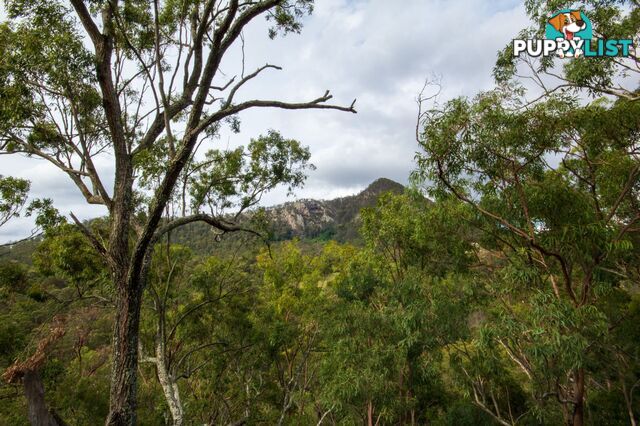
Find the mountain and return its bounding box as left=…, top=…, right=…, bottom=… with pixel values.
left=1, top=178, right=405, bottom=260
left=265, top=177, right=405, bottom=242
left=171, top=178, right=405, bottom=253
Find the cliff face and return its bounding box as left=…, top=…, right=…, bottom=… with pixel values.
left=265, top=178, right=405, bottom=241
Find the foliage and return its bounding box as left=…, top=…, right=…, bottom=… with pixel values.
left=0, top=0, right=638, bottom=424
left=494, top=0, right=639, bottom=100
left=0, top=175, right=29, bottom=228
left=414, top=60, right=640, bottom=424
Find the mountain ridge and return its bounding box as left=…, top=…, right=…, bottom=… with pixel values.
left=1, top=178, right=405, bottom=261
left=264, top=177, right=405, bottom=241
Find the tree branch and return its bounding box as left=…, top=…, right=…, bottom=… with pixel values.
left=69, top=0, right=103, bottom=46
left=196, top=90, right=357, bottom=135
left=152, top=213, right=265, bottom=244
left=70, top=212, right=110, bottom=262
left=223, top=64, right=283, bottom=108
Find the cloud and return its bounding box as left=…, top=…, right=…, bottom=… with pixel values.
left=215, top=0, right=528, bottom=198
left=0, top=0, right=528, bottom=242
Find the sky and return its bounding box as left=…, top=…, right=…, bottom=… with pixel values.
left=0, top=0, right=529, bottom=242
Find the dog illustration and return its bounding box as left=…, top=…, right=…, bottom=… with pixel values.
left=548, top=10, right=587, bottom=57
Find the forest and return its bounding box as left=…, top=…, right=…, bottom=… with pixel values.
left=0, top=0, right=639, bottom=425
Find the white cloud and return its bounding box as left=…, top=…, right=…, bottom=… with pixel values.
left=0, top=0, right=529, bottom=242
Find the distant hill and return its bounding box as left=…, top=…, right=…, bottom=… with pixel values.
left=171, top=178, right=405, bottom=253
left=0, top=237, right=42, bottom=264
left=1, top=178, right=405, bottom=260
left=265, top=177, right=405, bottom=242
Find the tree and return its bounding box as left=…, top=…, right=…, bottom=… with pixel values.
left=1, top=225, right=113, bottom=425
left=0, top=176, right=62, bottom=248
left=0, top=1, right=356, bottom=423
left=0, top=176, right=29, bottom=229
left=138, top=244, right=257, bottom=426
left=253, top=241, right=345, bottom=425
left=315, top=193, right=477, bottom=425
left=494, top=0, right=639, bottom=102
left=360, top=191, right=474, bottom=280
left=414, top=87, right=640, bottom=425
left=479, top=3, right=640, bottom=421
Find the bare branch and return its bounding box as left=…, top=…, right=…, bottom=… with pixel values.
left=223, top=64, right=283, bottom=108
left=196, top=90, right=357, bottom=135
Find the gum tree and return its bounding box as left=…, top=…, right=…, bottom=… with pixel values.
left=0, top=176, right=29, bottom=229
left=415, top=88, right=640, bottom=425
left=415, top=4, right=639, bottom=422
left=495, top=0, right=639, bottom=102
left=0, top=1, right=356, bottom=423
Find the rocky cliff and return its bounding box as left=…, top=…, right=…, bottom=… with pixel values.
left=265, top=177, right=405, bottom=241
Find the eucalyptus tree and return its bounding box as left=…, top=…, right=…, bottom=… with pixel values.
left=138, top=243, right=261, bottom=426
left=415, top=88, right=640, bottom=425
left=495, top=0, right=639, bottom=102
left=414, top=4, right=639, bottom=423
left=0, top=176, right=29, bottom=229
left=354, top=192, right=475, bottom=424
left=0, top=176, right=62, bottom=248
left=0, top=0, right=356, bottom=423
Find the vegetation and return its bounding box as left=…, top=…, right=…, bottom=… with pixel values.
left=0, top=0, right=639, bottom=425
left=0, top=0, right=355, bottom=423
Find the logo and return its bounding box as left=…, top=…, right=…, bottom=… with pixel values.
left=513, top=9, right=635, bottom=58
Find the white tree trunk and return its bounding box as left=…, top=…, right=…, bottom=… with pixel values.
left=155, top=337, right=183, bottom=426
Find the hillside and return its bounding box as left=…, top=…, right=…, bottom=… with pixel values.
left=1, top=178, right=405, bottom=260
left=265, top=177, right=405, bottom=241
left=170, top=177, right=405, bottom=254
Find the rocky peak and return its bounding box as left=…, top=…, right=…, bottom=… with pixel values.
left=267, top=178, right=405, bottom=241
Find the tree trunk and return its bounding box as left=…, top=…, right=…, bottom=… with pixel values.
left=621, top=374, right=638, bottom=426
left=571, top=368, right=585, bottom=426
left=23, top=370, right=65, bottom=426
left=156, top=365, right=183, bottom=426
left=105, top=277, right=144, bottom=426
left=155, top=328, right=184, bottom=426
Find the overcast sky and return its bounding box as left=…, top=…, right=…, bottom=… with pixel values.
left=0, top=0, right=529, bottom=242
